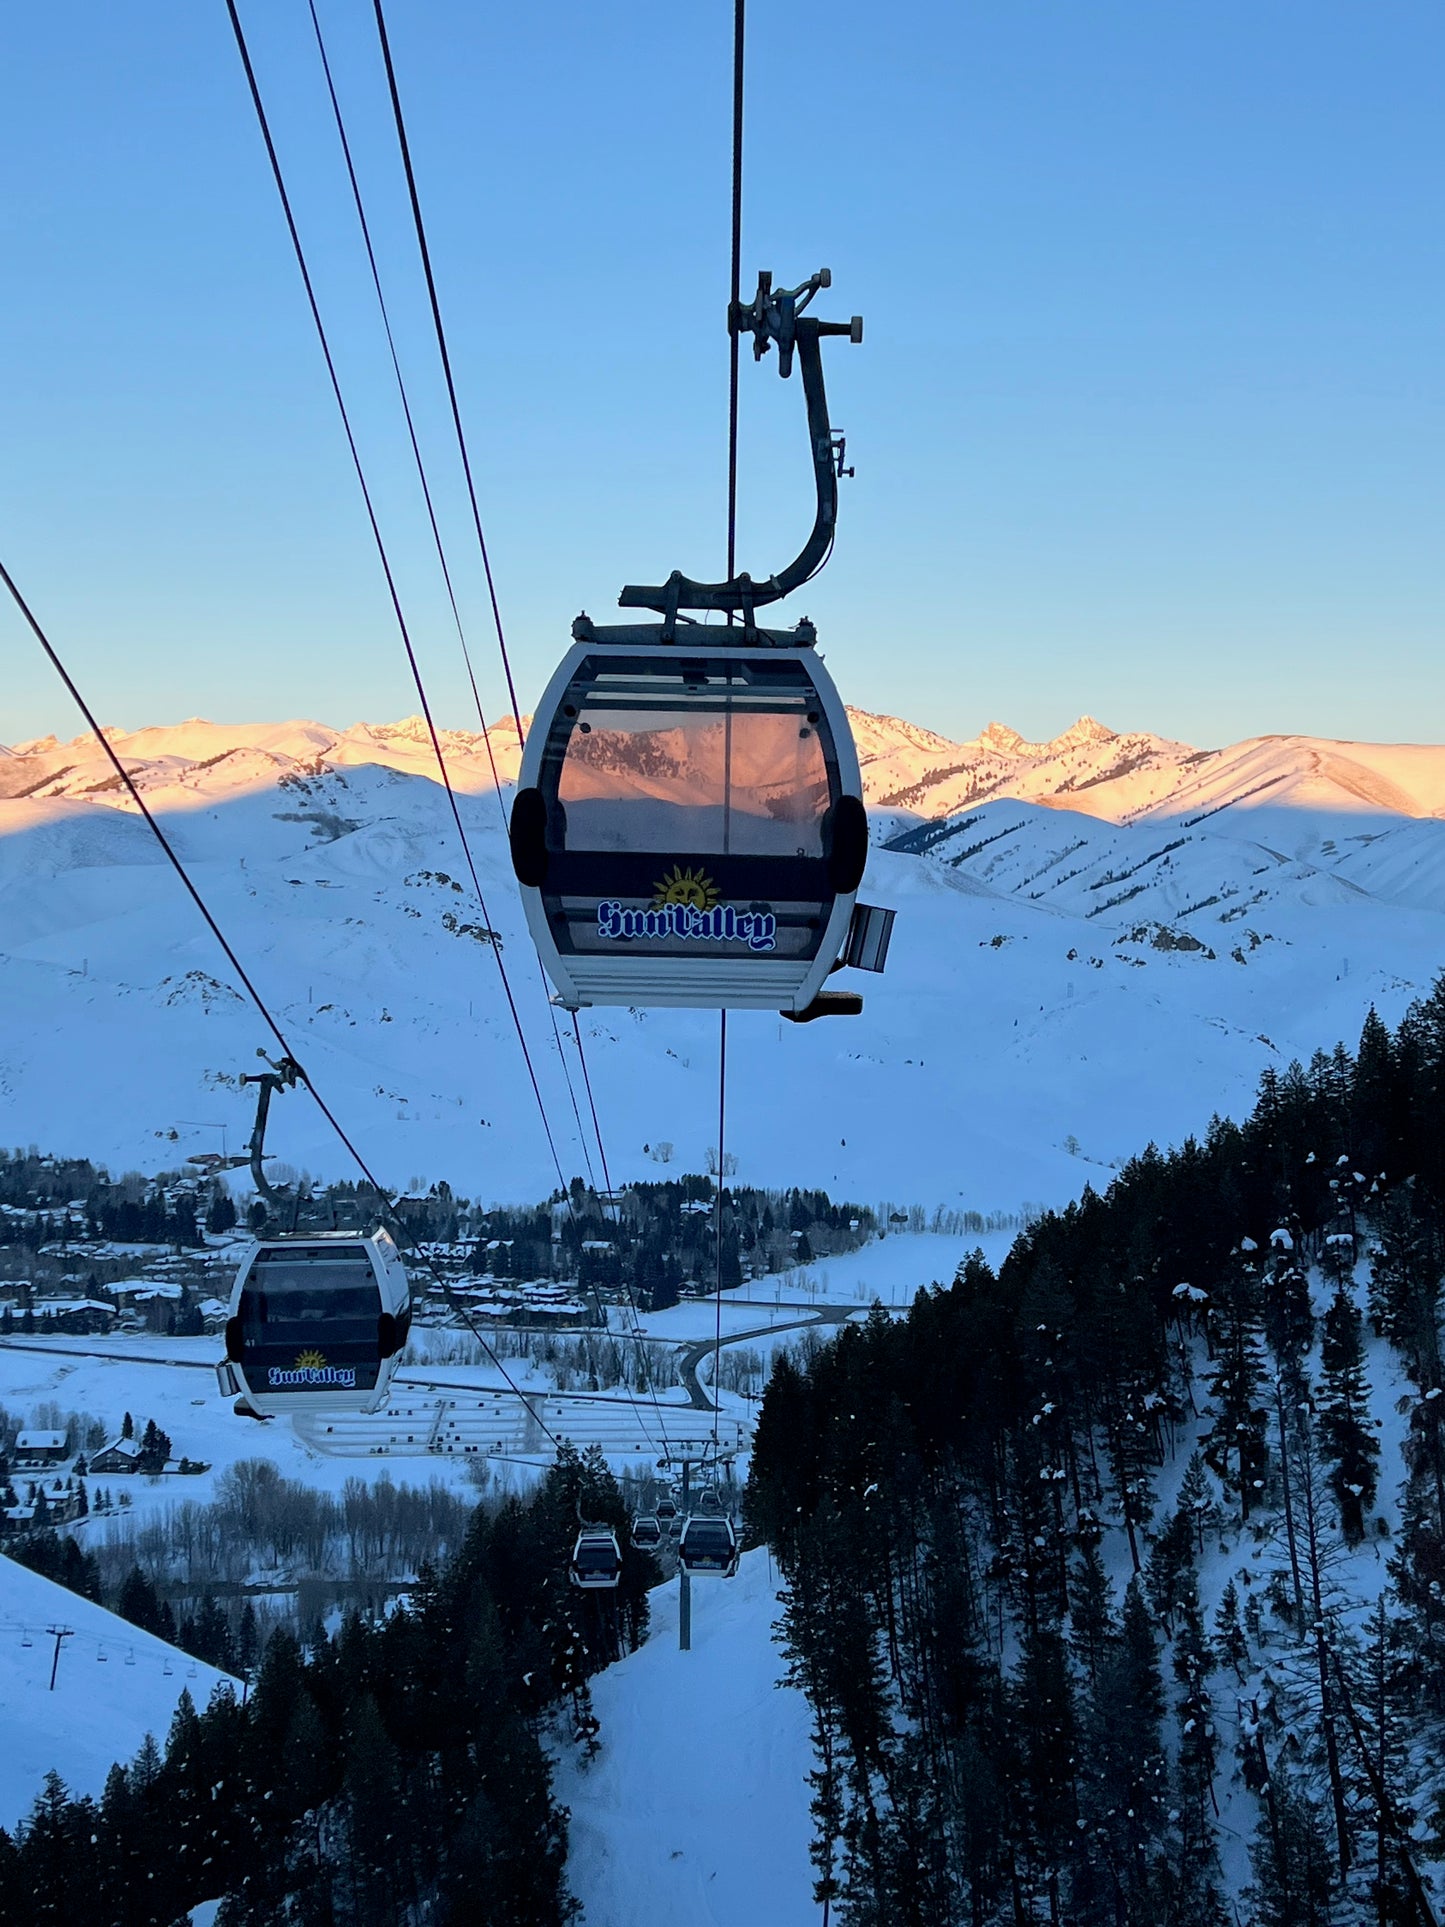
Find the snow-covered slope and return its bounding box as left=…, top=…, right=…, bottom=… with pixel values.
left=553, top=1547, right=816, bottom=1926
left=1, top=714, right=1443, bottom=1211
left=0, top=1554, right=237, bottom=1828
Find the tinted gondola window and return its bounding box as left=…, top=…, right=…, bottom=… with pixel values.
left=683, top=1522, right=734, bottom=1554
left=550, top=661, right=834, bottom=859
left=238, top=1247, right=382, bottom=1394
left=537, top=656, right=845, bottom=968
left=575, top=1544, right=619, bottom=1575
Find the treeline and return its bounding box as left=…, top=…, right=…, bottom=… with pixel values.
left=11, top=1459, right=482, bottom=1652
left=472, top=1176, right=873, bottom=1311
left=407, top=1324, right=685, bottom=1395
left=0, top=1148, right=219, bottom=1249
left=1, top=1444, right=653, bottom=1926
left=1, top=1142, right=874, bottom=1315
left=746, top=986, right=1445, bottom=1925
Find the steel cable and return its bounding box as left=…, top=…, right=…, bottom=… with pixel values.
left=370, top=0, right=523, bottom=739
left=0, top=555, right=565, bottom=1451
left=304, top=0, right=602, bottom=1195
left=223, top=0, right=576, bottom=1208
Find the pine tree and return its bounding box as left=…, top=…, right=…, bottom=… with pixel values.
left=1172, top=1583, right=1220, bottom=1880
left=1246, top=1777, right=1338, bottom=1927
left=1145, top=1502, right=1196, bottom=1638
left=1204, top=1255, right=1269, bottom=1521
left=1318, top=1282, right=1380, bottom=1543
left=116, top=1565, right=168, bottom=1638
left=1261, top=1240, right=1315, bottom=1380
left=1067, top=1544, right=1113, bottom=1688
left=1085, top=1577, right=1168, bottom=1903
left=1367, top=1183, right=1440, bottom=1364
left=1011, top=1623, right=1078, bottom=1915
left=1175, top=1449, right=1214, bottom=1555
left=1212, top=1579, right=1250, bottom=1682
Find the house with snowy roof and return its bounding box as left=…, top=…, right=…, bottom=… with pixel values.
left=89, top=1436, right=143, bottom=1476
left=14, top=1431, right=67, bottom=1468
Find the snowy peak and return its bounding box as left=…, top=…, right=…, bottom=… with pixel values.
left=978, top=721, right=1027, bottom=754
left=1050, top=714, right=1116, bottom=751
left=2, top=711, right=1443, bottom=850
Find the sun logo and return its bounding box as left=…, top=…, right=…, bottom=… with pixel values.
left=653, top=865, right=719, bottom=911
left=295, top=1349, right=329, bottom=1370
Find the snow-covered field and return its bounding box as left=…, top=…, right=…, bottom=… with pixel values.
left=0, top=1554, right=237, bottom=1830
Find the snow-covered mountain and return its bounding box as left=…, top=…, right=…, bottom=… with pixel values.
left=12, top=709, right=1445, bottom=834
left=2, top=711, right=1444, bottom=1211
left=0, top=1555, right=237, bottom=1829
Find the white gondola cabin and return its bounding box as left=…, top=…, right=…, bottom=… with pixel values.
left=216, top=1230, right=410, bottom=1417
left=510, top=629, right=878, bottom=1015
left=570, top=1526, right=623, bottom=1590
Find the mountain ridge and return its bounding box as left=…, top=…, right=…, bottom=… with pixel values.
left=5, top=710, right=1445, bottom=837
left=3, top=701, right=1445, bottom=1206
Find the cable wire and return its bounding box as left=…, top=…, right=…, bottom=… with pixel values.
left=0, top=554, right=565, bottom=1452
left=335, top=0, right=671, bottom=1444
left=231, top=0, right=673, bottom=1461
left=223, top=0, right=574, bottom=1205
left=370, top=0, right=523, bottom=739
left=572, top=1014, right=680, bottom=1464
left=304, top=0, right=600, bottom=1196
left=727, top=0, right=746, bottom=594
left=304, top=0, right=498, bottom=803
left=709, top=0, right=746, bottom=1468
left=711, top=1011, right=728, bottom=1461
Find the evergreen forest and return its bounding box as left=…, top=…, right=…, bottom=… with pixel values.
left=747, top=986, right=1445, bottom=1925
left=0, top=1444, right=650, bottom=1926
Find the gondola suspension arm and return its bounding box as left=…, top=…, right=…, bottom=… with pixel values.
left=618, top=269, right=861, bottom=628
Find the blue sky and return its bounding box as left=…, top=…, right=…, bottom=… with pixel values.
left=2, top=1, right=1441, bottom=750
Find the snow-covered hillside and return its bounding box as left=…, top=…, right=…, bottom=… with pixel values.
left=0, top=1554, right=237, bottom=1828
left=2, top=712, right=1443, bottom=1211
left=554, top=1548, right=816, bottom=1927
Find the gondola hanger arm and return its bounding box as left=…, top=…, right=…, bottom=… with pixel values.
left=618, top=268, right=861, bottom=628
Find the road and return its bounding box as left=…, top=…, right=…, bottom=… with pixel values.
left=675, top=1305, right=861, bottom=1411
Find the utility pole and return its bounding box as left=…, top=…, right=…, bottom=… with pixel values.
left=46, top=1624, right=72, bottom=1690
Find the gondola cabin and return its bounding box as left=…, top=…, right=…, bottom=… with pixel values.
left=216, top=1230, right=410, bottom=1417
left=570, top=1526, right=623, bottom=1590
left=654, top=1492, right=679, bottom=1528
left=510, top=631, right=873, bottom=1014
left=631, top=1513, right=663, bottom=1550
left=677, top=1513, right=740, bottom=1578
